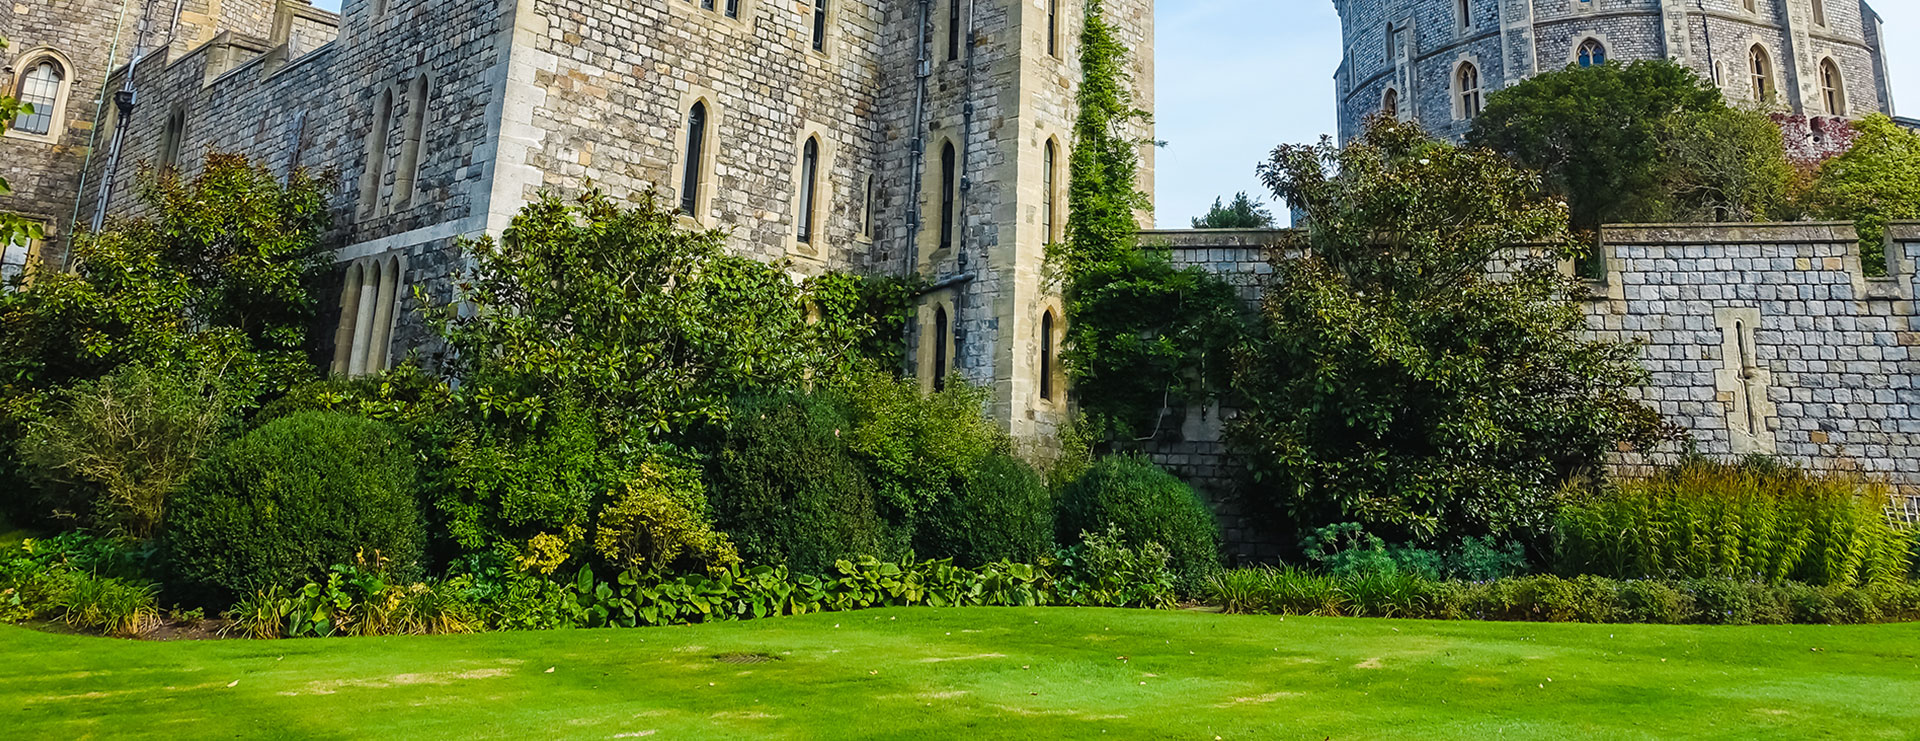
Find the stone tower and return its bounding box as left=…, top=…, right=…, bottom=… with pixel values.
left=9, top=0, right=1155, bottom=448
left=1331, top=0, right=1894, bottom=142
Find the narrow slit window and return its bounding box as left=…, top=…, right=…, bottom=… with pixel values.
left=812, top=0, right=827, bottom=51
left=1047, top=0, right=1058, bottom=58
left=798, top=137, right=820, bottom=244
left=1457, top=0, right=1471, bottom=30
left=358, top=90, right=393, bottom=216
left=933, top=306, right=950, bottom=391
left=939, top=142, right=957, bottom=252
left=681, top=102, right=707, bottom=215
left=1042, top=140, right=1057, bottom=243
left=947, top=0, right=961, bottom=61
left=392, top=75, right=430, bottom=212
left=1039, top=310, right=1055, bottom=401
left=862, top=174, right=875, bottom=237
left=158, top=105, right=188, bottom=171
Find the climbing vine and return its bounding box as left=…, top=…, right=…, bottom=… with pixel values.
left=1051, top=1, right=1247, bottom=444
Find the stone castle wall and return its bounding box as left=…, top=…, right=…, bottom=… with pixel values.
left=1332, top=0, right=1894, bottom=143
left=1134, top=223, right=1920, bottom=563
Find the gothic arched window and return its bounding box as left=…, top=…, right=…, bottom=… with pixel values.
left=1577, top=39, right=1606, bottom=68
left=13, top=59, right=64, bottom=136
left=932, top=305, right=950, bottom=391
left=1820, top=59, right=1846, bottom=115
left=939, top=141, right=957, bottom=251
left=680, top=102, right=708, bottom=215
left=1382, top=88, right=1399, bottom=117
left=1043, top=139, right=1058, bottom=242
left=1457, top=63, right=1482, bottom=119
left=1750, top=45, right=1775, bottom=103
left=798, top=136, right=820, bottom=243
left=1039, top=309, right=1056, bottom=401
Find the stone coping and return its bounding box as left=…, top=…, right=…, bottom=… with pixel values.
left=1143, top=221, right=1920, bottom=249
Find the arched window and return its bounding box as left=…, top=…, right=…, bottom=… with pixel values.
left=1382, top=88, right=1399, bottom=116
left=1043, top=139, right=1058, bottom=242
left=1039, top=310, right=1056, bottom=401
left=680, top=102, right=708, bottom=215
left=1456, top=0, right=1471, bottom=30
left=947, top=0, right=962, bottom=61
left=939, top=141, right=957, bottom=251
left=392, top=74, right=430, bottom=212
left=797, top=137, right=820, bottom=243
left=1749, top=46, right=1774, bottom=103
left=330, top=256, right=405, bottom=377
left=13, top=59, right=63, bottom=136
left=358, top=89, right=393, bottom=216
left=932, top=305, right=950, bottom=391
left=1820, top=59, right=1846, bottom=115
left=1577, top=39, right=1606, bottom=68
left=1457, top=63, right=1482, bottom=119
left=1811, top=0, right=1825, bottom=26
left=157, top=105, right=188, bottom=170
left=862, top=174, right=875, bottom=238
left=1047, top=0, right=1059, bottom=58
left=811, top=0, right=827, bottom=51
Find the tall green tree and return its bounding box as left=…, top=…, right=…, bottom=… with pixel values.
left=1240, top=117, right=1673, bottom=545
left=1656, top=106, right=1795, bottom=223
left=1467, top=60, right=1728, bottom=232
left=1803, top=114, right=1920, bottom=274
left=1190, top=192, right=1275, bottom=229
left=1052, top=1, right=1246, bottom=442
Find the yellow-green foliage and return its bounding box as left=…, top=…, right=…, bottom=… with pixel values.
left=1556, top=461, right=1915, bottom=586
left=594, top=463, right=740, bottom=576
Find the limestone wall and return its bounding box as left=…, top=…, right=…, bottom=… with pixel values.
left=1135, top=222, right=1920, bottom=560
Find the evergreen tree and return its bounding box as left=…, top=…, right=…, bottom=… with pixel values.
left=1191, top=192, right=1275, bottom=229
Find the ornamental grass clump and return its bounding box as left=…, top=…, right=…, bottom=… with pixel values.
left=1555, top=460, right=1915, bottom=587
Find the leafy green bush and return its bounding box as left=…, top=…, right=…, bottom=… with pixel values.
left=593, top=462, right=740, bottom=576
left=919, top=453, right=1054, bottom=566
left=18, top=364, right=235, bottom=537
left=840, top=373, right=1002, bottom=526
left=1056, top=455, right=1218, bottom=580
left=1054, top=525, right=1178, bottom=609
left=0, top=537, right=160, bottom=636
left=167, top=411, right=424, bottom=605
left=222, top=564, right=479, bottom=639
left=1556, top=460, right=1916, bottom=586
left=706, top=392, right=898, bottom=575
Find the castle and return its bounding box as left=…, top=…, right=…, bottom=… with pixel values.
left=1, top=0, right=1154, bottom=449
left=1333, top=0, right=1896, bottom=142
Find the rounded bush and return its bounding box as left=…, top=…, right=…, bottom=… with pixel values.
left=167, top=411, right=424, bottom=605
left=1056, top=454, right=1220, bottom=578
left=919, top=453, right=1054, bottom=566
left=706, top=392, right=899, bottom=575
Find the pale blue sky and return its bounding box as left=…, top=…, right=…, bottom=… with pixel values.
left=307, top=0, right=1916, bottom=226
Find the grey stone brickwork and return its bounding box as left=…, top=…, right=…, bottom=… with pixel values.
left=1333, top=0, right=1895, bottom=143
left=13, top=0, right=1152, bottom=450
left=1139, top=222, right=1920, bottom=561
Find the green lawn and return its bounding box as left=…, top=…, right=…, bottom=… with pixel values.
left=4, top=608, right=1917, bottom=739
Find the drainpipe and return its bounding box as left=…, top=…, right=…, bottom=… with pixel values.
left=65, top=0, right=137, bottom=255
left=902, top=0, right=933, bottom=376
left=86, top=0, right=178, bottom=241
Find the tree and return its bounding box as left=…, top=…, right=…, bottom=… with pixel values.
left=1802, top=114, right=1920, bottom=274
left=1190, top=192, right=1275, bottom=229
left=0, top=37, right=43, bottom=259
left=1656, top=106, right=1795, bottom=223
left=1240, top=117, right=1674, bottom=546
left=1467, top=61, right=1728, bottom=233
left=1052, top=0, right=1247, bottom=442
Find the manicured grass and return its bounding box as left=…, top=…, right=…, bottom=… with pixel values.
left=3, top=609, right=1917, bottom=739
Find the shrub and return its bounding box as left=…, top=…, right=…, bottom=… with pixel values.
left=18, top=364, right=234, bottom=537
left=167, top=411, right=424, bottom=605
left=48, top=571, right=160, bottom=637
left=1056, top=455, right=1219, bottom=580
left=840, top=373, right=1002, bottom=525
left=706, top=392, right=898, bottom=575
left=593, top=461, right=740, bottom=576
left=919, top=453, right=1054, bottom=566
left=1054, top=525, right=1178, bottom=609
left=1556, top=460, right=1915, bottom=586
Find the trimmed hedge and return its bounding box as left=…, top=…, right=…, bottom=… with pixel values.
left=1056, top=454, right=1220, bottom=579
left=166, top=411, right=424, bottom=605
left=919, top=453, right=1054, bottom=566
left=706, top=393, right=900, bottom=575
left=1205, top=567, right=1920, bottom=625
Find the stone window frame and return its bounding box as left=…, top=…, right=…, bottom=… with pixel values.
left=157, top=103, right=190, bottom=172
left=1818, top=56, right=1847, bottom=116
left=1450, top=57, right=1484, bottom=121
left=1046, top=0, right=1061, bottom=59
left=790, top=121, right=835, bottom=258
left=1041, top=135, right=1062, bottom=244
left=673, top=86, right=724, bottom=229
left=391, top=73, right=432, bottom=213
left=1569, top=35, right=1610, bottom=68
left=330, top=251, right=409, bottom=378
left=1747, top=41, right=1778, bottom=106
left=1742, top=0, right=1757, bottom=13
left=1454, top=0, right=1473, bottom=35
left=858, top=173, right=876, bottom=243
left=1811, top=0, right=1826, bottom=27
left=1382, top=87, right=1400, bottom=118
left=942, top=0, right=966, bottom=64
left=1, top=218, right=47, bottom=286
left=918, top=131, right=962, bottom=271
left=919, top=290, right=958, bottom=394
left=1036, top=300, right=1065, bottom=405
left=357, top=85, right=396, bottom=218
left=666, top=0, right=758, bottom=29
left=5, top=48, right=75, bottom=143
